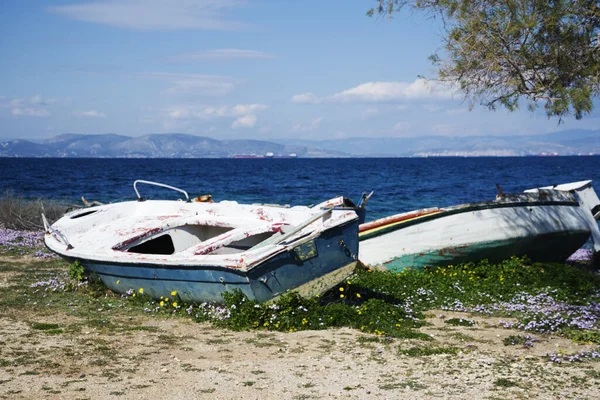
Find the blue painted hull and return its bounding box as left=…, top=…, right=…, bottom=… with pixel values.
left=379, top=230, right=590, bottom=272
left=73, top=220, right=359, bottom=303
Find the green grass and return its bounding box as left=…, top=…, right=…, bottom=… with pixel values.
left=445, top=318, right=475, bottom=327
left=2, top=252, right=600, bottom=352
left=398, top=346, right=459, bottom=357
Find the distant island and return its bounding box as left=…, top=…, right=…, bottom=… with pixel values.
left=1, top=129, right=599, bottom=158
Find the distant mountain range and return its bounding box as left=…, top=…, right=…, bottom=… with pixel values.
left=1, top=129, right=600, bottom=158
left=275, top=129, right=600, bottom=157
left=0, top=133, right=342, bottom=158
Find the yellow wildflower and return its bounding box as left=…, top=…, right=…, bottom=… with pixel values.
left=160, top=301, right=164, bottom=306
left=171, top=291, right=177, bottom=296
left=339, top=287, right=344, bottom=292
left=165, top=297, right=169, bottom=302
left=116, top=280, right=120, bottom=285
left=356, top=293, right=361, bottom=298
left=340, top=294, right=345, bottom=299
left=138, top=288, right=144, bottom=294
left=172, top=302, right=178, bottom=308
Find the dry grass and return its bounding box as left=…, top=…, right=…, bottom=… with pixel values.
left=0, top=191, right=71, bottom=231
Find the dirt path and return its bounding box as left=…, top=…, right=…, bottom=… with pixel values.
left=1, top=309, right=599, bottom=400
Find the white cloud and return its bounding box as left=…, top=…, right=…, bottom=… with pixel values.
left=393, top=121, right=412, bottom=132
left=290, top=92, right=322, bottom=104
left=49, top=0, right=247, bottom=31
left=332, top=79, right=456, bottom=102
left=231, top=104, right=267, bottom=115
left=292, top=117, right=323, bottom=132
left=232, top=114, right=257, bottom=129
left=167, top=103, right=267, bottom=120
left=1, top=95, right=55, bottom=117
left=167, top=49, right=274, bottom=62
left=291, top=79, right=456, bottom=106
left=361, top=107, right=381, bottom=119
left=12, top=108, right=50, bottom=117
left=165, top=103, right=267, bottom=130
left=75, top=110, right=106, bottom=118
left=141, top=72, right=241, bottom=96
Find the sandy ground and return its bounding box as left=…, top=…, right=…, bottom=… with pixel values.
left=1, top=307, right=599, bottom=400
left=0, top=253, right=599, bottom=399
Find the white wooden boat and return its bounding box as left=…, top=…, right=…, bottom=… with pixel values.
left=43, top=180, right=360, bottom=303
left=359, top=181, right=600, bottom=271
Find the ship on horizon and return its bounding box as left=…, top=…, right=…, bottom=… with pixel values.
left=233, top=152, right=297, bottom=159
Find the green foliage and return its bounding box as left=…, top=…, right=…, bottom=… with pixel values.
left=564, top=329, right=600, bottom=344
left=445, top=318, right=475, bottom=327
left=68, top=261, right=85, bottom=281
left=369, top=0, right=600, bottom=120
left=494, top=378, right=519, bottom=388
left=503, top=334, right=532, bottom=346
left=31, top=323, right=60, bottom=331
left=398, top=345, right=459, bottom=356
left=183, top=256, right=600, bottom=341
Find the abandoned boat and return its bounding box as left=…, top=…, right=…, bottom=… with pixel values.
left=43, top=180, right=360, bottom=303
left=359, top=181, right=600, bottom=271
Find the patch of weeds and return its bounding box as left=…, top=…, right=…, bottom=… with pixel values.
left=445, top=318, right=475, bottom=327
left=121, top=325, right=159, bottom=333
left=130, top=384, right=151, bottom=389
left=564, top=329, right=600, bottom=344
left=503, top=335, right=535, bottom=347
left=31, top=322, right=60, bottom=331
left=206, top=338, right=231, bottom=345
left=300, top=382, right=315, bottom=388
left=357, top=336, right=382, bottom=344
left=0, top=359, right=11, bottom=367
left=199, top=388, right=216, bottom=393
left=494, top=378, right=518, bottom=387
left=89, top=358, right=109, bottom=366
left=109, top=391, right=126, bottom=396
left=244, top=338, right=280, bottom=348
left=101, top=370, right=118, bottom=379
left=156, top=334, right=180, bottom=346
left=398, top=345, right=459, bottom=357
left=242, top=381, right=255, bottom=386
left=68, top=261, right=85, bottom=281
left=584, top=370, right=600, bottom=379
left=19, top=370, right=39, bottom=376
left=450, top=332, right=476, bottom=342
left=250, top=370, right=266, bottom=375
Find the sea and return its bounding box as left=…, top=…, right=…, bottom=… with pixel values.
left=2, top=156, right=600, bottom=221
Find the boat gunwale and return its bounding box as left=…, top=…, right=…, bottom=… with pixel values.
left=359, top=199, right=582, bottom=241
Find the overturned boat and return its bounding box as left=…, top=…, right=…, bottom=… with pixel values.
left=43, top=180, right=360, bottom=303
left=359, top=181, right=600, bottom=271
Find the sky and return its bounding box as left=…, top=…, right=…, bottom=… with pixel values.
left=1, top=0, right=599, bottom=142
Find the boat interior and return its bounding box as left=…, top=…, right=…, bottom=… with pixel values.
left=119, top=224, right=279, bottom=256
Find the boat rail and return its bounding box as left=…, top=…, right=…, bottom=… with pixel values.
left=41, top=213, right=73, bottom=250
left=253, top=208, right=333, bottom=249
left=133, top=180, right=190, bottom=202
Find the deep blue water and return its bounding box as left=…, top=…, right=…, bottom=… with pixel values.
left=2, top=157, right=600, bottom=221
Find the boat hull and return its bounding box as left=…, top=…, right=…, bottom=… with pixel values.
left=68, top=219, right=359, bottom=303
left=359, top=199, right=591, bottom=271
